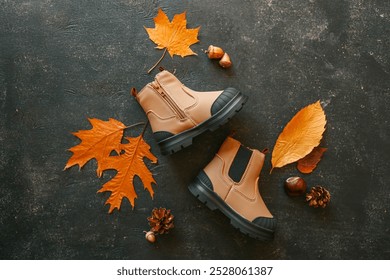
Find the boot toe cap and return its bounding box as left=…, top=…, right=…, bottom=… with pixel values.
left=211, top=87, right=240, bottom=115
left=252, top=216, right=277, bottom=232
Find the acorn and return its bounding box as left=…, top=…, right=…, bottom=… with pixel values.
left=206, top=45, right=225, bottom=59
left=219, top=52, right=232, bottom=68
left=144, top=231, right=156, bottom=243
left=284, top=177, right=307, bottom=196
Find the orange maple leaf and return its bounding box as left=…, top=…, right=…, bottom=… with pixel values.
left=64, top=118, right=126, bottom=177
left=145, top=8, right=200, bottom=73
left=271, top=101, right=327, bottom=172
left=98, top=135, right=157, bottom=213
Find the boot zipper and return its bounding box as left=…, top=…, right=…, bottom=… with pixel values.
left=151, top=81, right=187, bottom=120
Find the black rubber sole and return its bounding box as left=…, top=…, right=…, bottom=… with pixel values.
left=157, top=91, right=248, bottom=155
left=188, top=176, right=275, bottom=241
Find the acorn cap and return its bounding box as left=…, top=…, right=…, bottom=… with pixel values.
left=207, top=45, right=225, bottom=59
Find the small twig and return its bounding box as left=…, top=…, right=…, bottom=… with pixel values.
left=147, top=48, right=167, bottom=74
left=140, top=120, right=150, bottom=137
left=124, top=122, right=146, bottom=130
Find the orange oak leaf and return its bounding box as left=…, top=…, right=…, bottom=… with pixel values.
left=64, top=118, right=126, bottom=177
left=144, top=8, right=200, bottom=73
left=271, top=101, right=327, bottom=172
left=297, top=147, right=327, bottom=174
left=98, top=135, right=157, bottom=213
left=65, top=118, right=157, bottom=212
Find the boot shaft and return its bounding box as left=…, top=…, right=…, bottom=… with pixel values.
left=135, top=70, right=222, bottom=134
left=188, top=136, right=275, bottom=240
left=203, top=137, right=273, bottom=220
left=134, top=70, right=247, bottom=155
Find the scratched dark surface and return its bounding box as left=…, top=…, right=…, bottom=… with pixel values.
left=1, top=0, right=389, bottom=259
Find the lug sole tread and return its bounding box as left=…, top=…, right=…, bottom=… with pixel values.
left=188, top=177, right=274, bottom=241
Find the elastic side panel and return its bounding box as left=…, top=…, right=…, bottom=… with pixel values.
left=228, top=145, right=253, bottom=183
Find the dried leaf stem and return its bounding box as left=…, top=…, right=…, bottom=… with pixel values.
left=147, top=48, right=167, bottom=74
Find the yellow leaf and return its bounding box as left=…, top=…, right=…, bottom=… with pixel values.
left=271, top=101, right=327, bottom=171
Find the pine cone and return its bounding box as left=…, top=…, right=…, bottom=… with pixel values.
left=306, top=186, right=331, bottom=208
left=148, top=207, right=174, bottom=234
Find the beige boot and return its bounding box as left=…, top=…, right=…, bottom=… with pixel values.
left=134, top=70, right=247, bottom=155
left=188, top=137, right=276, bottom=240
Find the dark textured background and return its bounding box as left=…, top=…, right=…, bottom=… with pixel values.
left=1, top=0, right=389, bottom=259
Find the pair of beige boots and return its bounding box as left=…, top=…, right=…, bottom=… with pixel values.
left=134, top=70, right=275, bottom=240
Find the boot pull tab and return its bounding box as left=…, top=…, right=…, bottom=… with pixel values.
left=261, top=148, right=269, bottom=154
left=158, top=66, right=176, bottom=75
left=131, top=87, right=138, bottom=97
